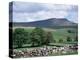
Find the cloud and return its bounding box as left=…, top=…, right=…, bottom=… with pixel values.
left=66, top=11, right=78, bottom=23
left=13, top=2, right=46, bottom=13
left=13, top=10, right=68, bottom=22
left=12, top=2, right=78, bottom=23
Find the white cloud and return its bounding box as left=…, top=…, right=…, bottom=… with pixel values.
left=12, top=2, right=78, bottom=23
left=13, top=10, right=69, bottom=22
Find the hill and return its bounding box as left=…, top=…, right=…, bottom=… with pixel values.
left=10, top=18, right=78, bottom=28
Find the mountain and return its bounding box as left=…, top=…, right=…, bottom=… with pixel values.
left=11, top=18, right=77, bottom=28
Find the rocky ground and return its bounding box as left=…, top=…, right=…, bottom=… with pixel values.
left=10, top=45, right=78, bottom=58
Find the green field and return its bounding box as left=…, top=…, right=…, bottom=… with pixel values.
left=14, top=27, right=77, bottom=43
left=11, top=27, right=78, bottom=58
left=13, top=27, right=77, bottom=48
left=51, top=28, right=77, bottom=43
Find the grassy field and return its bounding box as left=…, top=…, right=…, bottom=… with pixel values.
left=13, top=27, right=78, bottom=56
left=13, top=27, right=77, bottom=43
left=13, top=27, right=78, bottom=48
left=51, top=28, right=77, bottom=43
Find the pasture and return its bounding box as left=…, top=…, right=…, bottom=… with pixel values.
left=11, top=27, right=78, bottom=58
left=13, top=27, right=77, bottom=43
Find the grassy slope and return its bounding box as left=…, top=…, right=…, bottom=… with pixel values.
left=13, top=27, right=78, bottom=47
left=51, top=28, right=77, bottom=42
left=22, top=27, right=77, bottom=43
left=13, top=27, right=78, bottom=55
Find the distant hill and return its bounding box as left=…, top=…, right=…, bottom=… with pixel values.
left=10, top=18, right=78, bottom=28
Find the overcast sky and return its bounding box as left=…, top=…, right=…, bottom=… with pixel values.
left=11, top=1, right=78, bottom=23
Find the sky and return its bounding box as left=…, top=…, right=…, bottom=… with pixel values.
left=10, top=1, right=78, bottom=23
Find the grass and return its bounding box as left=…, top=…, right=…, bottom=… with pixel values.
left=51, top=28, right=77, bottom=42
left=12, top=27, right=78, bottom=56
left=13, top=27, right=78, bottom=47
left=22, top=27, right=77, bottom=43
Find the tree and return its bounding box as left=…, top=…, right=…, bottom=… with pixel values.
left=22, top=30, right=28, bottom=44
left=30, top=32, right=41, bottom=46
left=30, top=27, right=45, bottom=46
left=59, top=39, right=63, bottom=43
left=30, top=28, right=54, bottom=46
left=45, top=32, right=53, bottom=45
left=67, top=30, right=72, bottom=33
left=66, top=36, right=72, bottom=42
left=13, top=28, right=28, bottom=48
